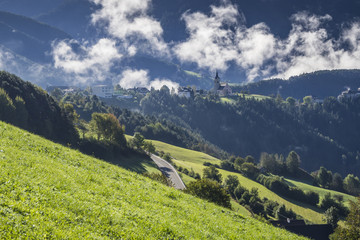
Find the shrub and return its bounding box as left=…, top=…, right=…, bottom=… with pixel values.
left=185, top=179, right=231, bottom=208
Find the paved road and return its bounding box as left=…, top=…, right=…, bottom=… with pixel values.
left=150, top=154, right=186, bottom=190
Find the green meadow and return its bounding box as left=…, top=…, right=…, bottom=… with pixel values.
left=285, top=178, right=356, bottom=208
left=0, top=122, right=306, bottom=239
left=220, top=94, right=270, bottom=104
left=151, top=139, right=355, bottom=224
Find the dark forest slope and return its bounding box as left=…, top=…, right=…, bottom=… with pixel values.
left=0, top=71, right=78, bottom=144
left=235, top=70, right=360, bottom=99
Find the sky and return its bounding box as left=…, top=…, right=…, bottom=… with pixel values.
left=1, top=0, right=360, bottom=88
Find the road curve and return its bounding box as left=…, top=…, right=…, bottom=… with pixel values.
left=150, top=154, right=186, bottom=190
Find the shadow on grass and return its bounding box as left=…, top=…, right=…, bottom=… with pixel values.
left=78, top=138, right=158, bottom=174
left=108, top=151, right=159, bottom=174
left=280, top=194, right=325, bottom=217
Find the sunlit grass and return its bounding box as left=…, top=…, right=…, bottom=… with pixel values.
left=0, top=122, right=306, bottom=239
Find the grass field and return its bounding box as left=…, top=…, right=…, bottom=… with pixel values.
left=0, top=122, right=306, bottom=239
left=220, top=94, right=270, bottom=104
left=150, top=139, right=355, bottom=224
left=285, top=178, right=356, bottom=207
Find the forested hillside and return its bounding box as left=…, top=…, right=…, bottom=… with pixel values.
left=138, top=87, right=360, bottom=176
left=234, top=70, right=360, bottom=99
left=0, top=71, right=78, bottom=144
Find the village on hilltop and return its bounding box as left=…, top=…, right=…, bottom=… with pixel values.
left=46, top=72, right=234, bottom=99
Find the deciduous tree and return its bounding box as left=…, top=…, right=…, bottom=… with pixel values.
left=286, top=151, right=300, bottom=174
left=331, top=197, right=360, bottom=240
left=185, top=179, right=231, bottom=208
left=203, top=165, right=222, bottom=183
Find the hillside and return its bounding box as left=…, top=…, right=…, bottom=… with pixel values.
left=0, top=71, right=78, bottom=144
left=0, top=121, right=306, bottom=239
left=235, top=70, right=360, bottom=99
left=150, top=139, right=356, bottom=224
left=0, top=11, right=71, bottom=62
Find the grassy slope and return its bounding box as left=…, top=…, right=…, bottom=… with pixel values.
left=285, top=179, right=356, bottom=208
left=220, top=94, right=270, bottom=104
left=151, top=140, right=355, bottom=224
left=0, top=122, right=306, bottom=239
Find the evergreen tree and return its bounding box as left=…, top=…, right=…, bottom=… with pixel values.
left=0, top=88, right=15, bottom=122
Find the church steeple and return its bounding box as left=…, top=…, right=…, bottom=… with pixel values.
left=213, top=71, right=220, bottom=92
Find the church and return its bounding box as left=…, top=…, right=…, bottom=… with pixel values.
left=212, top=72, right=232, bottom=96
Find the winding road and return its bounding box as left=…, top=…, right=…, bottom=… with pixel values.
left=150, top=154, right=186, bottom=190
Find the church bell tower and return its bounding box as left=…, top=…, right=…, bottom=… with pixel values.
left=213, top=71, right=220, bottom=92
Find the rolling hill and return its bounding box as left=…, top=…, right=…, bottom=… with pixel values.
left=150, top=139, right=356, bottom=224
left=0, top=11, right=71, bottom=62
left=0, top=121, right=306, bottom=239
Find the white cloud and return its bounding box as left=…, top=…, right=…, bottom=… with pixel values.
left=119, top=68, right=179, bottom=90
left=173, top=2, right=278, bottom=80
left=52, top=38, right=122, bottom=84
left=149, top=78, right=179, bottom=91
left=273, top=12, right=360, bottom=79
left=235, top=23, right=277, bottom=80
left=91, top=0, right=169, bottom=56
left=174, top=3, right=239, bottom=71
left=119, top=69, right=150, bottom=89
left=174, top=2, right=360, bottom=82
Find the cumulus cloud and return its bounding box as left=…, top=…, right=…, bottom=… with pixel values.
left=52, top=38, right=122, bottom=84
left=174, top=2, right=360, bottom=82
left=48, top=0, right=170, bottom=87
left=119, top=68, right=179, bottom=90
left=174, top=3, right=239, bottom=71
left=273, top=12, right=360, bottom=79
left=235, top=23, right=277, bottom=80
left=91, top=0, right=169, bottom=56
left=44, top=0, right=360, bottom=86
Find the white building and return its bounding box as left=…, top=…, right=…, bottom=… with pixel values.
left=92, top=85, right=114, bottom=98
left=178, top=87, right=193, bottom=98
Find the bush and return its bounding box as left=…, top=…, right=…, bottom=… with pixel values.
left=220, top=160, right=235, bottom=171
left=257, top=174, right=319, bottom=206
left=234, top=184, right=247, bottom=201
left=320, top=193, right=349, bottom=217
left=185, top=179, right=231, bottom=208
left=263, top=200, right=279, bottom=218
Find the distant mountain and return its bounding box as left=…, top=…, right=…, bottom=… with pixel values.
left=36, top=0, right=97, bottom=38
left=0, top=11, right=71, bottom=62
left=235, top=70, right=360, bottom=99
